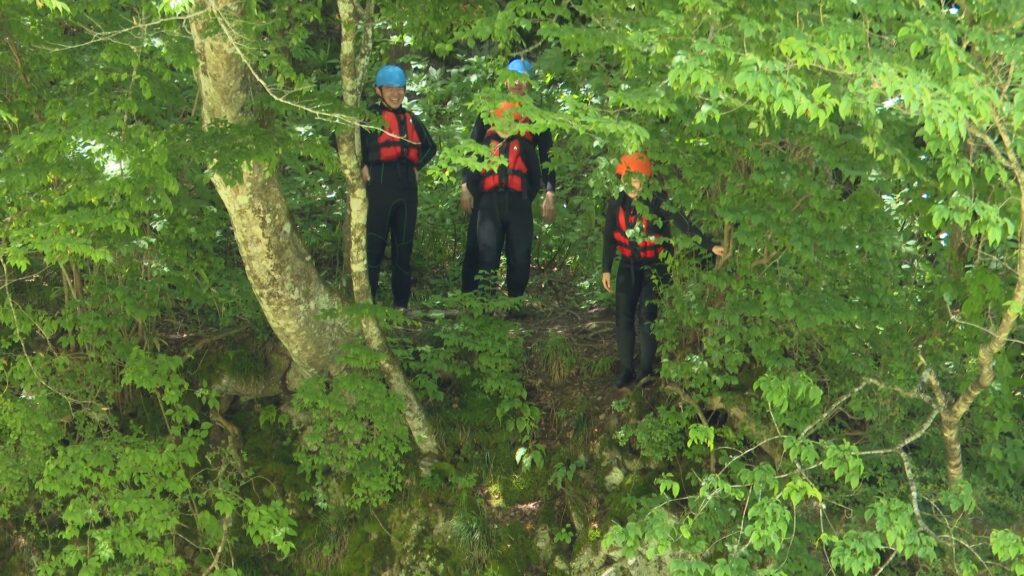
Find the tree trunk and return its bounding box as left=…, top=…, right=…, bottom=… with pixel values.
left=189, top=1, right=355, bottom=386
left=336, top=0, right=439, bottom=463
left=938, top=117, right=1024, bottom=486
left=189, top=0, right=438, bottom=460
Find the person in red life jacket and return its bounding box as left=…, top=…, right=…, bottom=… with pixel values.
left=472, top=101, right=543, bottom=297
left=459, top=57, right=556, bottom=293
left=360, top=64, right=437, bottom=308
left=602, top=152, right=726, bottom=388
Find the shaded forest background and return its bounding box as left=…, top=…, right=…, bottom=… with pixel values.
left=1, top=0, right=1023, bottom=574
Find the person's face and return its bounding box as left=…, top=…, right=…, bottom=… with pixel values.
left=505, top=78, right=529, bottom=96
left=376, top=85, right=406, bottom=109
left=626, top=175, right=644, bottom=197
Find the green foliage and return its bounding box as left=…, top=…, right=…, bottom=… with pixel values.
left=825, top=530, right=883, bottom=576
left=36, top=434, right=198, bottom=574
left=616, top=405, right=689, bottom=462
left=292, top=368, right=411, bottom=509
left=4, top=0, right=1024, bottom=573
left=514, top=444, right=545, bottom=471
left=821, top=441, right=866, bottom=491
left=753, top=372, right=822, bottom=418
left=547, top=456, right=584, bottom=491
left=743, top=499, right=790, bottom=554
left=403, top=290, right=537, bottom=441
left=242, top=499, right=298, bottom=557
left=866, top=498, right=938, bottom=563
left=990, top=530, right=1024, bottom=576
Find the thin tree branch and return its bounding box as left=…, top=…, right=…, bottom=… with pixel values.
left=49, top=10, right=206, bottom=51
left=898, top=450, right=936, bottom=538
left=4, top=38, right=32, bottom=88
left=860, top=406, right=939, bottom=456
left=872, top=550, right=896, bottom=575
left=948, top=307, right=1024, bottom=347
left=206, top=0, right=415, bottom=144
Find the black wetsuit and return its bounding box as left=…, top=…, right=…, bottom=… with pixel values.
left=461, top=116, right=554, bottom=292
left=472, top=132, right=542, bottom=297
left=360, top=103, right=436, bottom=307
left=602, top=192, right=715, bottom=382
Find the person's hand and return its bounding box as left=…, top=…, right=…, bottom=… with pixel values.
left=459, top=183, right=473, bottom=215
left=361, top=165, right=370, bottom=183
left=541, top=191, right=556, bottom=224
left=601, top=272, right=612, bottom=293
left=711, top=245, right=726, bottom=257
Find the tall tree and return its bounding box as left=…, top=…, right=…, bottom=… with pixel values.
left=187, top=0, right=436, bottom=456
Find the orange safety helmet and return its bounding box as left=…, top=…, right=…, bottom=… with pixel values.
left=616, top=152, right=652, bottom=177
left=494, top=101, right=528, bottom=123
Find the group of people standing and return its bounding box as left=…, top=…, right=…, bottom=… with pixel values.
left=358, top=59, right=723, bottom=388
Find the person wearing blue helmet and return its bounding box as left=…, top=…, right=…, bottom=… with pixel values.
left=360, top=64, right=437, bottom=308
left=459, top=57, right=557, bottom=294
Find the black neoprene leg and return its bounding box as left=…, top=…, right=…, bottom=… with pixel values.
left=504, top=194, right=533, bottom=297
left=615, top=264, right=642, bottom=379
left=476, top=192, right=506, bottom=286
left=637, top=267, right=659, bottom=376
left=388, top=190, right=417, bottom=308
left=366, top=185, right=390, bottom=305
left=461, top=203, right=481, bottom=292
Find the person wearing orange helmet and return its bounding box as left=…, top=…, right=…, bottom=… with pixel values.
left=469, top=101, right=543, bottom=297
left=602, top=152, right=726, bottom=387
left=459, top=57, right=556, bottom=293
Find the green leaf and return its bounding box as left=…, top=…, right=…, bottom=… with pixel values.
left=822, top=441, right=865, bottom=490
left=780, top=477, right=822, bottom=506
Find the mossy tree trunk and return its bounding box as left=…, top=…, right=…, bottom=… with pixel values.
left=189, top=0, right=355, bottom=385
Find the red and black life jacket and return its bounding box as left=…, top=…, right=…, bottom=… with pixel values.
left=613, top=204, right=665, bottom=261
left=480, top=128, right=532, bottom=193
left=366, top=109, right=421, bottom=164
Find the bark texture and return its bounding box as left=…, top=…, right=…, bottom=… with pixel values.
left=189, top=1, right=355, bottom=385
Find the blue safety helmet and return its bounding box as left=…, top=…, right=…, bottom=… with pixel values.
left=507, top=58, right=533, bottom=76
left=375, top=65, right=407, bottom=87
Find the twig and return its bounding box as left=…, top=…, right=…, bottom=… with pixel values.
left=199, top=511, right=233, bottom=576
left=872, top=550, right=896, bottom=575
left=918, top=356, right=947, bottom=407
left=50, top=10, right=206, bottom=51
left=898, top=450, right=936, bottom=537
left=800, top=379, right=868, bottom=439
left=207, top=2, right=416, bottom=143
left=947, top=309, right=1024, bottom=347
left=1, top=258, right=78, bottom=412
left=863, top=376, right=937, bottom=406
left=859, top=406, right=939, bottom=456
left=5, top=38, right=32, bottom=88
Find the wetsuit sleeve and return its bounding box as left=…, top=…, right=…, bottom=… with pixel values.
left=602, top=199, right=618, bottom=273
left=412, top=113, right=437, bottom=168
left=660, top=201, right=715, bottom=252
left=461, top=115, right=488, bottom=186
left=523, top=140, right=542, bottom=199
left=536, top=129, right=556, bottom=192
left=359, top=117, right=376, bottom=165
left=469, top=115, right=487, bottom=143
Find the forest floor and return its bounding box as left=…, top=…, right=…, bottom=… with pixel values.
left=379, top=264, right=698, bottom=574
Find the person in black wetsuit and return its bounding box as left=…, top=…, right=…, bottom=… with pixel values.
left=601, top=152, right=725, bottom=387
left=360, top=64, right=437, bottom=308
left=459, top=57, right=556, bottom=293
left=472, top=102, right=543, bottom=297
